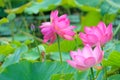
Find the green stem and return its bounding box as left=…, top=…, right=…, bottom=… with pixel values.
left=74, top=34, right=78, bottom=49
left=10, top=22, right=14, bottom=41
left=104, top=66, right=107, bottom=80
left=57, top=35, right=62, bottom=63
left=19, top=30, right=47, bottom=44
left=101, top=63, right=107, bottom=80
left=114, top=24, right=120, bottom=36
left=5, top=0, right=14, bottom=41
left=4, top=1, right=13, bottom=42
left=22, top=17, right=29, bottom=32
left=90, top=67, right=94, bottom=80
left=33, top=30, right=41, bottom=61
left=7, top=0, right=12, bottom=9
left=66, top=7, right=71, bottom=15
left=39, top=11, right=47, bottom=22
left=101, top=47, right=107, bottom=80
left=75, top=37, right=78, bottom=49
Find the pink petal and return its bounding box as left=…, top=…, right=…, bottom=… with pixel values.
left=40, top=22, right=56, bottom=43
left=43, top=39, right=48, bottom=43
left=74, top=55, right=85, bottom=66
left=58, top=14, right=67, bottom=21
left=41, top=27, right=51, bottom=34
left=87, top=34, right=98, bottom=42
left=106, top=23, right=112, bottom=34
left=67, top=60, right=77, bottom=69
left=55, top=20, right=70, bottom=29
left=70, top=49, right=82, bottom=58
left=80, top=32, right=98, bottom=43
left=84, top=57, right=96, bottom=67
left=106, top=23, right=113, bottom=41
left=93, top=44, right=103, bottom=63
left=50, top=35, right=56, bottom=43
left=63, top=35, right=73, bottom=40
left=79, top=32, right=97, bottom=46
left=40, top=22, right=51, bottom=28
left=43, top=30, right=54, bottom=38
left=79, top=32, right=88, bottom=42
left=82, top=45, right=93, bottom=58
left=76, top=64, right=87, bottom=70
left=107, top=33, right=113, bottom=42
left=97, top=51, right=104, bottom=64
left=77, top=49, right=82, bottom=55
left=54, top=21, right=66, bottom=29
left=70, top=51, right=78, bottom=60
left=50, top=10, right=58, bottom=22
left=62, top=29, right=75, bottom=36
left=84, top=27, right=93, bottom=33
left=92, top=27, right=103, bottom=39
left=100, top=34, right=108, bottom=45
left=97, top=21, right=106, bottom=33
left=83, top=42, right=95, bottom=47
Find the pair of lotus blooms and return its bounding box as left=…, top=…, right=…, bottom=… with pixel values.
left=40, top=10, right=113, bottom=70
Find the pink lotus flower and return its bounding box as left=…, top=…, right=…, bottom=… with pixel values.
left=67, top=44, right=104, bottom=70
left=79, top=22, right=113, bottom=46
left=39, top=10, right=75, bottom=43
left=53, top=14, right=76, bottom=40
left=40, top=22, right=56, bottom=43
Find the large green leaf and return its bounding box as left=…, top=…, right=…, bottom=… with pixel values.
left=106, top=0, right=120, bottom=9
left=0, top=0, right=5, bottom=7
left=0, top=55, right=5, bottom=62
left=51, top=73, right=74, bottom=80
left=7, top=13, right=16, bottom=21
left=103, top=51, right=120, bottom=67
left=96, top=69, right=104, bottom=80
left=74, top=70, right=89, bottom=80
left=1, top=45, right=28, bottom=68
left=103, top=41, right=116, bottom=58
left=5, top=2, right=32, bottom=14
left=21, top=45, right=45, bottom=60
left=81, top=11, right=101, bottom=31
left=75, top=0, right=100, bottom=12
left=61, top=0, right=77, bottom=7
left=13, top=33, right=33, bottom=42
left=0, top=18, right=9, bottom=25
left=108, top=74, right=120, bottom=80
left=44, top=38, right=82, bottom=53
left=103, top=40, right=120, bottom=58
left=0, top=61, right=89, bottom=80
left=0, top=45, right=14, bottom=55
left=75, top=0, right=99, bottom=7
left=102, top=14, right=116, bottom=24
left=0, top=25, right=11, bottom=36
left=100, top=0, right=120, bottom=15
left=49, top=52, right=70, bottom=61
left=115, top=41, right=120, bottom=52
left=25, top=0, right=61, bottom=14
